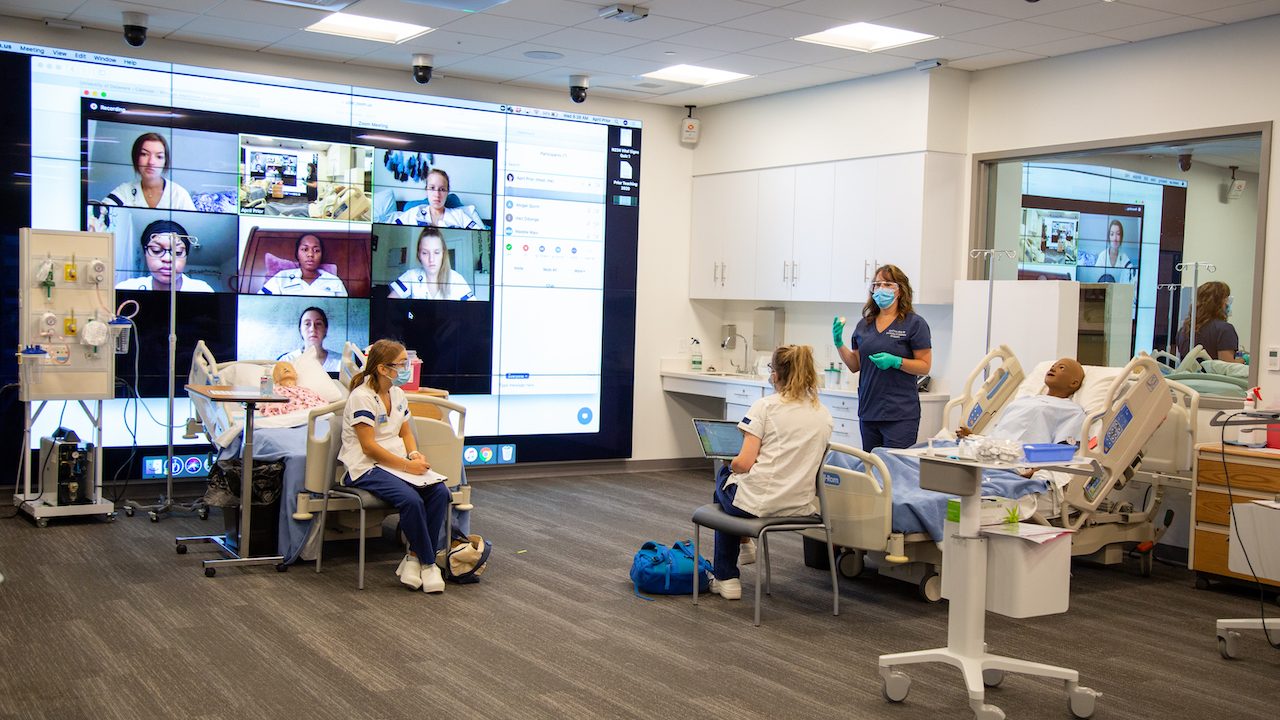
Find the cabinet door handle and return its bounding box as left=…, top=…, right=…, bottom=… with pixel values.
left=721, top=262, right=727, bottom=287
left=864, top=259, right=870, bottom=282
left=792, top=261, right=798, bottom=287
left=782, top=261, right=787, bottom=283
left=713, top=262, right=719, bottom=284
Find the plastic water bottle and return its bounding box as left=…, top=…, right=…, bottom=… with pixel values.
left=690, top=339, right=703, bottom=373
left=260, top=373, right=273, bottom=396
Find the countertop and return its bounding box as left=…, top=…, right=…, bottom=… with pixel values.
left=660, top=369, right=949, bottom=402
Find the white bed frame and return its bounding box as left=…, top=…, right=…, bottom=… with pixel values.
left=808, top=347, right=1199, bottom=601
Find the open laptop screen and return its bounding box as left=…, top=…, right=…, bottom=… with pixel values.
left=692, top=418, right=744, bottom=460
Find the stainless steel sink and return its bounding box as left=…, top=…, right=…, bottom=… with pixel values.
left=701, top=371, right=757, bottom=379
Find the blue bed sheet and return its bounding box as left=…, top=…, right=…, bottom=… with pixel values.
left=220, top=423, right=470, bottom=564
left=826, top=444, right=1047, bottom=542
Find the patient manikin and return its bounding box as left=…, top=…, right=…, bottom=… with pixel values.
left=259, top=362, right=328, bottom=417
left=957, top=358, right=1086, bottom=446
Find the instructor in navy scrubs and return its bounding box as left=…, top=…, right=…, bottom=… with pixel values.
left=832, top=264, right=932, bottom=452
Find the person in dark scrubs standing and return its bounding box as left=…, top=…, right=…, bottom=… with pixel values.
left=832, top=264, right=933, bottom=451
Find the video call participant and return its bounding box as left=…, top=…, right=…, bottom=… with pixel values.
left=277, top=306, right=342, bottom=372
left=1176, top=280, right=1240, bottom=362
left=339, top=339, right=450, bottom=593
left=115, top=219, right=213, bottom=292
left=101, top=132, right=196, bottom=211
left=259, top=234, right=348, bottom=297
left=388, top=228, right=474, bottom=301
left=833, top=264, right=932, bottom=452
left=391, top=168, right=486, bottom=229
left=1094, top=220, right=1134, bottom=270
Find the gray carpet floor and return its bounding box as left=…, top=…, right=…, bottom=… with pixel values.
left=1, top=469, right=1277, bottom=719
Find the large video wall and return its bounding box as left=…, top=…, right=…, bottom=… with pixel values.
left=3, top=41, right=642, bottom=462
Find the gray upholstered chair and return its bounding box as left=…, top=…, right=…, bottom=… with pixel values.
left=692, top=443, right=839, bottom=626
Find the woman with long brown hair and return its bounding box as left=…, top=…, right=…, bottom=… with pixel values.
left=832, top=263, right=933, bottom=451
left=706, top=344, right=833, bottom=601
left=1176, top=280, right=1240, bottom=362
left=338, top=339, right=451, bottom=593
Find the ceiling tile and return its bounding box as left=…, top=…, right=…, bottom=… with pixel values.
left=757, top=64, right=864, bottom=87
left=699, top=52, right=798, bottom=75
left=941, top=0, right=1096, bottom=21
left=166, top=29, right=271, bottom=51
left=574, top=14, right=705, bottom=41
left=435, top=12, right=561, bottom=41
left=1121, top=0, right=1251, bottom=14
left=577, top=53, right=667, bottom=76
left=173, top=15, right=295, bottom=43
left=664, top=24, right=782, bottom=53
left=353, top=43, right=477, bottom=68
left=784, top=0, right=931, bottom=23
left=949, top=20, right=1083, bottom=49
left=205, top=0, right=329, bottom=28
left=947, top=49, right=1045, bottom=71
left=873, top=4, right=1008, bottom=36
left=641, top=0, right=772, bottom=25
left=257, top=42, right=365, bottom=63
left=397, top=28, right=519, bottom=54
left=1192, top=0, right=1280, bottom=23
left=1017, top=33, right=1125, bottom=58
left=613, top=39, right=726, bottom=64
left=881, top=37, right=1000, bottom=61
left=515, top=67, right=653, bottom=93
left=438, top=54, right=546, bottom=82
left=1101, top=16, right=1219, bottom=42
left=0, top=0, right=98, bottom=17
left=816, top=51, right=916, bottom=75
left=721, top=8, right=848, bottom=36
left=129, top=0, right=220, bottom=13
left=342, top=0, right=467, bottom=26
left=527, top=27, right=647, bottom=54
left=69, top=0, right=199, bottom=32
left=1033, top=3, right=1178, bottom=33
left=267, top=29, right=387, bottom=57
left=743, top=38, right=851, bottom=64
left=483, top=0, right=598, bottom=24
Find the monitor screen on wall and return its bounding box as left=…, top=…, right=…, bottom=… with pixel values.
left=1, top=41, right=642, bottom=462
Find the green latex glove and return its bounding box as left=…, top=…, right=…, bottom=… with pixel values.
left=869, top=352, right=903, bottom=371
left=832, top=316, right=846, bottom=348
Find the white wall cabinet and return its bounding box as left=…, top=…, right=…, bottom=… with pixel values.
left=691, top=152, right=964, bottom=305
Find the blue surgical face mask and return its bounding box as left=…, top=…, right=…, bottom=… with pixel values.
left=395, top=365, right=413, bottom=385
left=872, top=288, right=896, bottom=309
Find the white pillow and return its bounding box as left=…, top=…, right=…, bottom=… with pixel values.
left=220, top=361, right=271, bottom=388
left=1022, top=360, right=1122, bottom=415
left=293, top=348, right=345, bottom=403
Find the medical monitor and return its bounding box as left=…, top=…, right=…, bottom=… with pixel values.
left=0, top=40, right=641, bottom=463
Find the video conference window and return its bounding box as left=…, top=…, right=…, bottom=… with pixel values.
left=372, top=150, right=492, bottom=229
left=84, top=112, right=240, bottom=214
left=90, top=206, right=239, bottom=293
left=236, top=217, right=372, bottom=298
left=239, top=135, right=373, bottom=222
left=1018, top=199, right=1143, bottom=285
left=373, top=225, right=490, bottom=302
left=238, top=296, right=369, bottom=373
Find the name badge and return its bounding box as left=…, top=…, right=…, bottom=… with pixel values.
left=377, top=413, right=388, bottom=425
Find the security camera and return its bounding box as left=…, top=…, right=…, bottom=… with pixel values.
left=122, top=11, right=147, bottom=48
left=569, top=74, right=589, bottom=104
left=411, top=53, right=433, bottom=85
left=1178, top=153, right=1192, bottom=172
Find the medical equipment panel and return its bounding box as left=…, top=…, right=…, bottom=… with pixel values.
left=17, top=228, right=117, bottom=401
left=38, top=430, right=94, bottom=507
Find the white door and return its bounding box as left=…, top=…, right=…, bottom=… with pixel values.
left=791, top=163, right=835, bottom=301
left=873, top=153, right=925, bottom=287
left=831, top=158, right=878, bottom=304
left=690, top=175, right=726, bottom=298
left=753, top=167, right=795, bottom=301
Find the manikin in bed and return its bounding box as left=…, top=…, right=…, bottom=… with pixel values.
left=955, top=358, right=1085, bottom=447
left=259, top=361, right=328, bottom=417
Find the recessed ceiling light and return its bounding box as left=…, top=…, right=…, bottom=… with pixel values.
left=642, top=64, right=750, bottom=86
left=796, top=22, right=936, bottom=53
left=305, top=12, right=433, bottom=44
left=524, top=50, right=565, bottom=60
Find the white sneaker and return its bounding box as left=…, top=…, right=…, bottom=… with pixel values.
left=396, top=554, right=423, bottom=590
left=420, top=563, right=445, bottom=594
left=709, top=577, right=741, bottom=600
left=740, top=539, right=757, bottom=565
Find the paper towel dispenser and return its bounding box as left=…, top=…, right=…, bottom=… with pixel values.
left=752, top=307, right=785, bottom=352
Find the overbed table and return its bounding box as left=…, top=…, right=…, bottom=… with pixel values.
left=178, top=385, right=288, bottom=576
left=876, top=448, right=1102, bottom=720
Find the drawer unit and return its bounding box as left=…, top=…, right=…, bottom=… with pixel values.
left=725, top=403, right=751, bottom=422
left=1190, top=444, right=1280, bottom=588
left=724, top=383, right=763, bottom=406
left=819, top=392, right=857, bottom=420
left=831, top=417, right=860, bottom=449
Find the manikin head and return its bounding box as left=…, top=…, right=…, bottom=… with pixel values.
left=272, top=361, right=298, bottom=387
left=1043, top=358, right=1085, bottom=398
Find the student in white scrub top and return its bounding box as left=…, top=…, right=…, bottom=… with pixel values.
left=259, top=234, right=348, bottom=297
left=706, top=344, right=833, bottom=601
left=1093, top=220, right=1134, bottom=269
left=276, top=306, right=342, bottom=372
left=390, top=168, right=486, bottom=229
left=388, top=227, right=474, bottom=301
left=114, top=219, right=213, bottom=292
left=101, top=132, right=196, bottom=211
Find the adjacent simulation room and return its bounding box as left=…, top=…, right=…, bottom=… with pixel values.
left=1, top=2, right=1278, bottom=719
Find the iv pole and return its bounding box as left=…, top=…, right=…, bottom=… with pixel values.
left=1156, top=283, right=1180, bottom=355
left=125, top=233, right=206, bottom=522
left=970, top=248, right=1017, bottom=354
left=1176, top=261, right=1216, bottom=358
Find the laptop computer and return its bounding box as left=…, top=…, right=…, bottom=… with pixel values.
left=692, top=418, right=745, bottom=460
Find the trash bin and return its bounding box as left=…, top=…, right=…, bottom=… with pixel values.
left=983, top=525, right=1071, bottom=618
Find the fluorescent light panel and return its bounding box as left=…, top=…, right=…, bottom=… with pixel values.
left=642, top=64, right=750, bottom=86
left=796, top=22, right=935, bottom=53
left=305, top=13, right=433, bottom=44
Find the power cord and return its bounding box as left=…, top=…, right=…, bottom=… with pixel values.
left=1218, top=412, right=1280, bottom=650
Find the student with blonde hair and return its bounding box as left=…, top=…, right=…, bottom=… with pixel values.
left=707, top=344, right=833, bottom=600
left=338, top=339, right=450, bottom=593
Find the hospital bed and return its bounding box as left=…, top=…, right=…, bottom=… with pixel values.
left=1149, top=346, right=1250, bottom=398
left=814, top=346, right=1198, bottom=600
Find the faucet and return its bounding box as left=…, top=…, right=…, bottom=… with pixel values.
left=722, top=333, right=749, bottom=373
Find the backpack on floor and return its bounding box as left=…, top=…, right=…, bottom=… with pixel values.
left=629, top=540, right=711, bottom=600
left=436, top=528, right=492, bottom=584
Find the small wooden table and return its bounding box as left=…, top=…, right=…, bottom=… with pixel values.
left=180, top=385, right=288, bottom=576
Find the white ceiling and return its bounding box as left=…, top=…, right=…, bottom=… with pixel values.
left=4, top=0, right=1279, bottom=107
